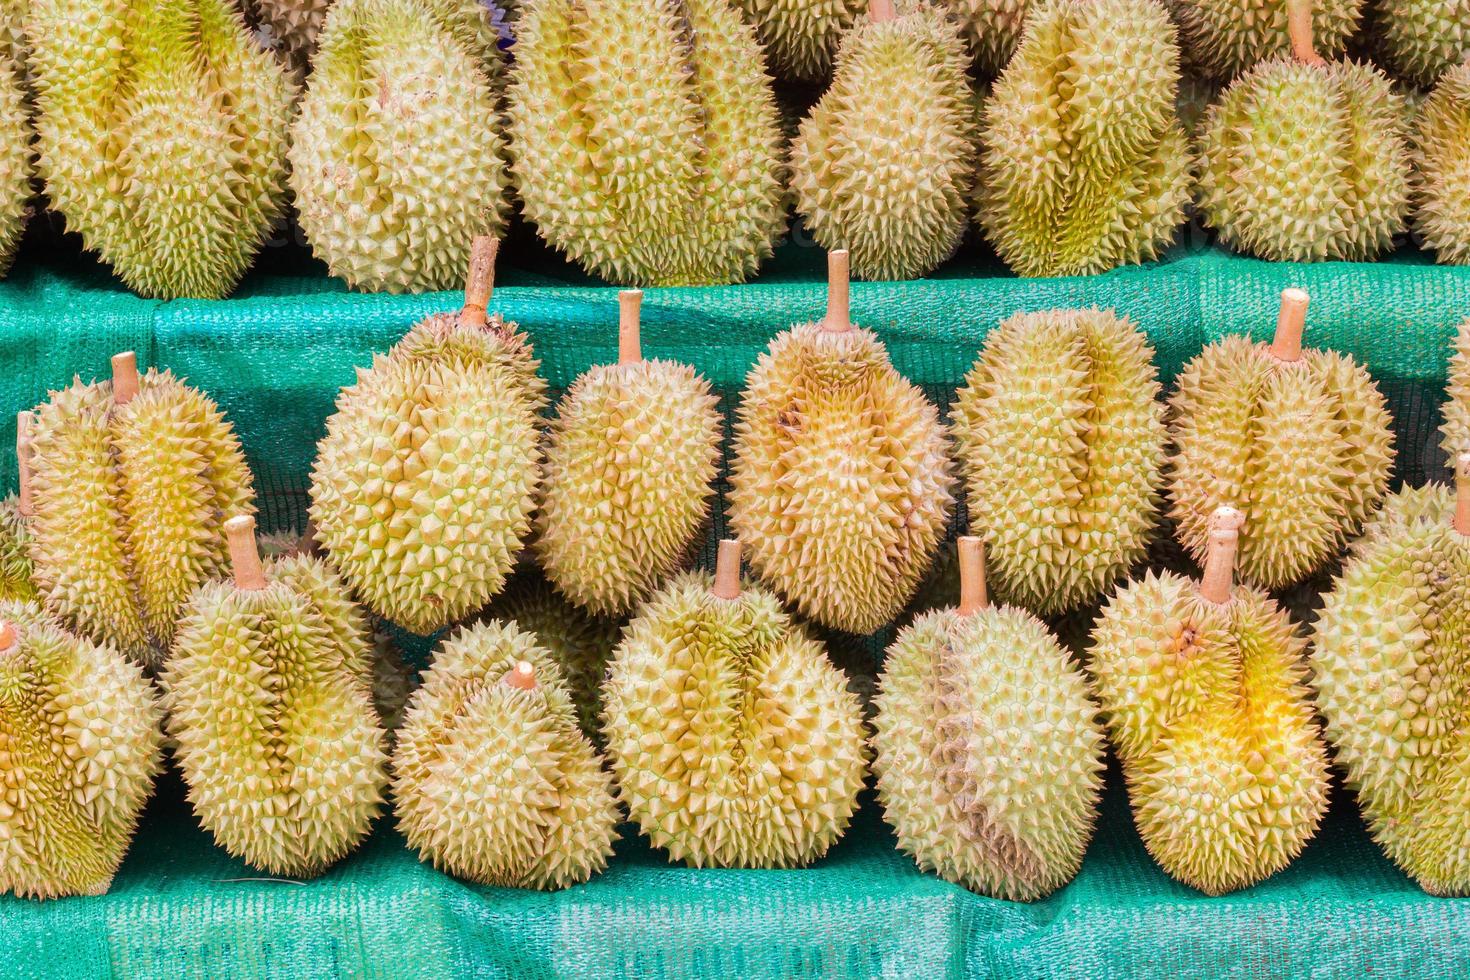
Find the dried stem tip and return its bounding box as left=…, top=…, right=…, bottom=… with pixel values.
left=619, top=290, right=643, bottom=366
left=821, top=250, right=852, bottom=333
left=1287, top=0, right=1325, bottom=65
left=956, top=536, right=989, bottom=616
left=112, top=352, right=140, bottom=406
left=0, top=621, right=15, bottom=653
left=1455, top=453, right=1470, bottom=537
left=712, top=539, right=742, bottom=600
left=224, top=514, right=268, bottom=592
left=1200, top=506, right=1246, bottom=604
left=460, top=236, right=499, bottom=329
left=1271, top=289, right=1309, bottom=362
left=869, top=0, right=896, bottom=22
left=15, top=411, right=33, bottom=519
left=503, top=660, right=537, bottom=691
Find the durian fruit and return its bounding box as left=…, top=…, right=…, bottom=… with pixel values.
left=245, top=0, right=333, bottom=75
left=290, top=0, right=510, bottom=293
left=950, top=308, right=1166, bottom=615
left=310, top=238, right=547, bottom=635
left=873, top=537, right=1104, bottom=901
left=1441, top=319, right=1470, bottom=457
left=1196, top=3, right=1412, bottom=263
left=508, top=0, right=786, bottom=286
left=728, top=251, right=953, bottom=634
left=935, top=0, right=1030, bottom=76
left=28, top=353, right=256, bottom=668
left=0, top=412, right=38, bottom=603
left=1412, top=64, right=1470, bottom=266
left=392, top=619, right=619, bottom=889
left=974, top=0, right=1191, bottom=278
left=28, top=0, right=293, bottom=299
left=789, top=1, right=977, bottom=281
left=1089, top=506, right=1331, bottom=895
left=736, top=0, right=865, bottom=81
left=368, top=628, right=417, bottom=738
left=0, top=60, right=29, bottom=279
left=1166, top=289, right=1394, bottom=591
left=534, top=290, right=722, bottom=616
left=1373, top=0, right=1469, bottom=90
left=0, top=601, right=162, bottom=899
left=603, top=539, right=868, bottom=868
left=1167, top=0, right=1364, bottom=81
left=1309, top=456, right=1470, bottom=895
left=163, top=516, right=388, bottom=877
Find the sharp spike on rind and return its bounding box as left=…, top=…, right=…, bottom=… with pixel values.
left=1455, top=453, right=1470, bottom=536
left=1271, top=289, right=1309, bottom=362
left=821, top=250, right=851, bottom=333
left=224, top=514, right=267, bottom=592
left=712, top=539, right=742, bottom=600
left=460, top=236, right=498, bottom=328
left=16, top=411, right=33, bottom=518
left=956, top=536, right=988, bottom=616
left=503, top=659, right=537, bottom=691
left=1200, top=506, right=1245, bottom=604
left=1286, top=0, right=1325, bottom=65
left=111, top=352, right=140, bottom=405
left=619, top=290, right=643, bottom=365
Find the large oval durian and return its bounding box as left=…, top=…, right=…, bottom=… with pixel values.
left=310, top=239, right=547, bottom=635
left=873, top=537, right=1104, bottom=901
left=603, top=540, right=868, bottom=868
left=290, top=0, right=510, bottom=293
left=1373, top=0, right=1469, bottom=89
left=1412, top=64, right=1470, bottom=267
left=1167, top=289, right=1394, bottom=591
left=27, top=354, right=256, bottom=668
left=951, top=308, right=1165, bottom=615
left=163, top=516, right=388, bottom=877
left=0, top=412, right=38, bottom=604
left=392, top=619, right=619, bottom=889
left=728, top=252, right=953, bottom=634
left=28, top=0, right=293, bottom=299
left=1167, top=0, right=1364, bottom=81
left=789, top=2, right=977, bottom=281
left=1089, top=507, right=1331, bottom=895
left=508, top=0, right=785, bottom=286
left=975, top=0, right=1190, bottom=278
left=1309, top=459, right=1470, bottom=895
left=736, top=0, right=865, bottom=81
left=0, top=602, right=161, bottom=899
left=535, top=291, right=722, bottom=616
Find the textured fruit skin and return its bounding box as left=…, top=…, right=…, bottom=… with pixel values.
left=1166, top=0, right=1364, bottom=81
left=245, top=0, right=333, bottom=74
left=937, top=0, right=1030, bottom=76
left=508, top=0, right=785, bottom=286
left=873, top=605, right=1104, bottom=901
left=1441, top=320, right=1470, bottom=457
left=535, top=358, right=721, bottom=617
left=0, top=600, right=162, bottom=899
left=736, top=0, right=864, bottom=81
left=1198, top=57, right=1412, bottom=263
left=290, top=0, right=510, bottom=294
left=0, top=62, right=29, bottom=278
left=1310, top=486, right=1470, bottom=895
left=393, top=620, right=619, bottom=889
left=790, top=7, right=977, bottom=281
left=28, top=0, right=293, bottom=299
left=28, top=370, right=256, bottom=668
left=1090, top=572, right=1330, bottom=895
left=1413, top=65, right=1470, bottom=267
left=163, top=554, right=388, bottom=877
left=310, top=309, right=547, bottom=635
left=952, top=310, right=1165, bottom=615
left=1166, top=336, right=1393, bottom=591
left=0, top=500, right=34, bottom=603
left=975, top=0, right=1190, bottom=278
left=367, top=626, right=417, bottom=738
left=729, top=323, right=953, bottom=634
left=1373, top=0, right=1469, bottom=90
left=603, top=572, right=867, bottom=868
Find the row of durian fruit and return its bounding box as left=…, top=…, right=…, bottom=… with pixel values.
left=0, top=0, right=1463, bottom=298
left=3, top=239, right=1469, bottom=905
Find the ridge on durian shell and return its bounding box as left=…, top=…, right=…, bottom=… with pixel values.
left=931, top=0, right=1030, bottom=76
left=1371, top=0, right=1469, bottom=90
left=392, top=619, right=619, bottom=890
left=0, top=59, right=29, bottom=279
left=1165, top=0, right=1364, bottom=81
left=736, top=0, right=866, bottom=81
left=1412, top=65, right=1470, bottom=267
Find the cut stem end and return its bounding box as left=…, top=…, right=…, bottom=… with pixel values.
left=712, top=539, right=742, bottom=600
left=1287, top=0, right=1325, bottom=65
left=619, top=290, right=643, bottom=366
left=503, top=660, right=537, bottom=691
left=0, top=621, right=15, bottom=654
left=224, top=514, right=267, bottom=592
left=956, top=536, right=988, bottom=616
left=460, top=236, right=499, bottom=329
left=1271, top=288, right=1309, bottom=362
left=112, top=352, right=140, bottom=406
left=821, top=250, right=852, bottom=333
left=1200, top=506, right=1246, bottom=604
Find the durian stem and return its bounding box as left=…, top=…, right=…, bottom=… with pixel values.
left=712, top=538, right=742, bottom=600
left=224, top=514, right=268, bottom=592
left=821, top=250, right=852, bottom=333
left=1200, top=506, right=1246, bottom=604
left=503, top=660, right=537, bottom=691
left=1455, top=453, right=1470, bottom=536
left=619, top=290, right=643, bottom=365
left=112, top=352, right=140, bottom=406
left=1286, top=0, right=1325, bottom=65
left=956, top=536, right=988, bottom=616
left=1271, top=289, right=1309, bottom=362
left=15, top=411, right=33, bottom=519
left=460, top=236, right=499, bottom=329
left=869, top=0, right=896, bottom=22
left=0, top=621, right=14, bottom=654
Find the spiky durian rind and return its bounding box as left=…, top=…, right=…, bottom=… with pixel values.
left=935, top=0, right=1030, bottom=76
left=0, top=498, right=34, bottom=603
left=1441, top=320, right=1470, bottom=461
left=1373, top=0, right=1470, bottom=90
left=0, top=61, right=29, bottom=278
left=736, top=0, right=866, bottom=81
left=1166, top=0, right=1364, bottom=81
left=1413, top=65, right=1470, bottom=267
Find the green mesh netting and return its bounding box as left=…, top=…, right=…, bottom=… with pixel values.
left=2, top=237, right=1469, bottom=978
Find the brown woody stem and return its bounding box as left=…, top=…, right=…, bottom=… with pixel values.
left=821, top=250, right=852, bottom=333
left=869, top=0, right=896, bottom=22
left=1455, top=454, right=1470, bottom=537
left=0, top=621, right=14, bottom=654
left=956, top=536, right=988, bottom=616
left=460, top=236, right=498, bottom=329
left=224, top=515, right=267, bottom=592
left=1200, top=506, right=1246, bottom=604
left=712, top=539, right=742, bottom=600
left=619, top=290, right=643, bottom=366
left=1287, top=0, right=1324, bottom=65
left=503, top=660, right=537, bottom=691
left=112, top=352, right=140, bottom=406
left=1271, top=289, right=1309, bottom=362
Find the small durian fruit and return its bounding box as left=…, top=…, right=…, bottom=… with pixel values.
left=28, top=353, right=256, bottom=668
left=310, top=238, right=547, bottom=635
left=789, top=1, right=977, bottom=281
left=975, top=0, right=1191, bottom=278
left=508, top=0, right=785, bottom=286
left=604, top=540, right=868, bottom=867
left=1441, top=319, right=1470, bottom=457
left=0, top=602, right=162, bottom=899
left=0, top=60, right=29, bottom=279
left=1167, top=289, right=1394, bottom=591
left=935, top=0, right=1031, bottom=76
left=1197, top=2, right=1412, bottom=263
left=392, top=619, right=619, bottom=889
left=873, top=537, right=1105, bottom=901
left=1310, top=457, right=1470, bottom=895
left=951, top=309, right=1166, bottom=615
left=1167, top=0, right=1364, bottom=81
left=728, top=251, right=953, bottom=634
left=290, top=0, right=510, bottom=293
left=535, top=290, right=722, bottom=616
left=1373, top=0, right=1469, bottom=89
left=164, top=516, right=388, bottom=877
left=1412, top=64, right=1470, bottom=266
left=736, top=0, right=866, bottom=81
left=0, top=413, right=38, bottom=603
left=245, top=0, right=333, bottom=75
left=28, top=0, right=293, bottom=299
left=1090, top=507, right=1331, bottom=895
